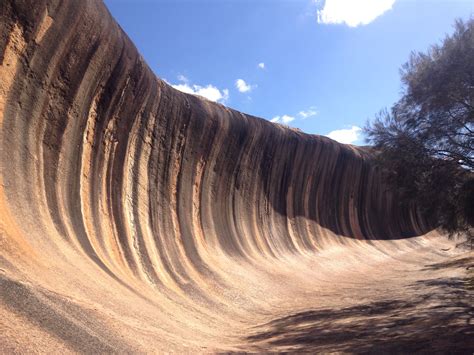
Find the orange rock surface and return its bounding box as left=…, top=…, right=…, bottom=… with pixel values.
left=0, top=1, right=472, bottom=352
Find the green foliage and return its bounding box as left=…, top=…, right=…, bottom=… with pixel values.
left=365, top=18, right=474, bottom=243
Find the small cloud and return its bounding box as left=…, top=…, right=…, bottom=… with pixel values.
left=282, top=115, right=295, bottom=123
left=235, top=79, right=256, bottom=93
left=271, top=105, right=317, bottom=125
left=172, top=79, right=229, bottom=104
left=258, top=62, right=265, bottom=69
left=298, top=107, right=318, bottom=119
left=195, top=85, right=229, bottom=103
left=177, top=74, right=189, bottom=83
left=222, top=89, right=230, bottom=101
left=326, top=125, right=361, bottom=144
left=317, top=0, right=396, bottom=27
left=270, top=115, right=295, bottom=124
left=172, top=83, right=195, bottom=95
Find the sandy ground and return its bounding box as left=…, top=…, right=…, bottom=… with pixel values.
left=0, top=231, right=472, bottom=353
left=0, top=1, right=472, bottom=352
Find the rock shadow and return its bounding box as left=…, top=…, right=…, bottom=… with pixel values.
left=240, top=274, right=473, bottom=353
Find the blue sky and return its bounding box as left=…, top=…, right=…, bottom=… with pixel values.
left=104, top=0, right=474, bottom=145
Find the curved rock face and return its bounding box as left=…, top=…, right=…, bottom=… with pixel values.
left=1, top=1, right=470, bottom=353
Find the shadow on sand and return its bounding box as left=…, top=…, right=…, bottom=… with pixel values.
left=240, top=258, right=473, bottom=353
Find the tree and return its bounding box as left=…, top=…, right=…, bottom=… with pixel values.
left=365, top=18, right=474, bottom=245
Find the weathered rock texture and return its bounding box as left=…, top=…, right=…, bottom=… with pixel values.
left=0, top=1, right=472, bottom=353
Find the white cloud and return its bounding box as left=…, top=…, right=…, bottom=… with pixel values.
left=258, top=62, right=265, bottom=69
left=282, top=115, right=295, bottom=123
left=222, top=89, right=230, bottom=100
left=172, top=83, right=195, bottom=95
left=271, top=105, right=317, bottom=125
left=270, top=115, right=295, bottom=124
left=170, top=75, right=229, bottom=103
left=298, top=107, right=318, bottom=119
left=235, top=79, right=255, bottom=93
left=172, top=82, right=229, bottom=103
left=177, top=74, right=189, bottom=83
left=317, top=0, right=396, bottom=27
left=326, top=125, right=362, bottom=144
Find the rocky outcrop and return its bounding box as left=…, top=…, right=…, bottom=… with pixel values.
left=2, top=1, right=463, bottom=353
